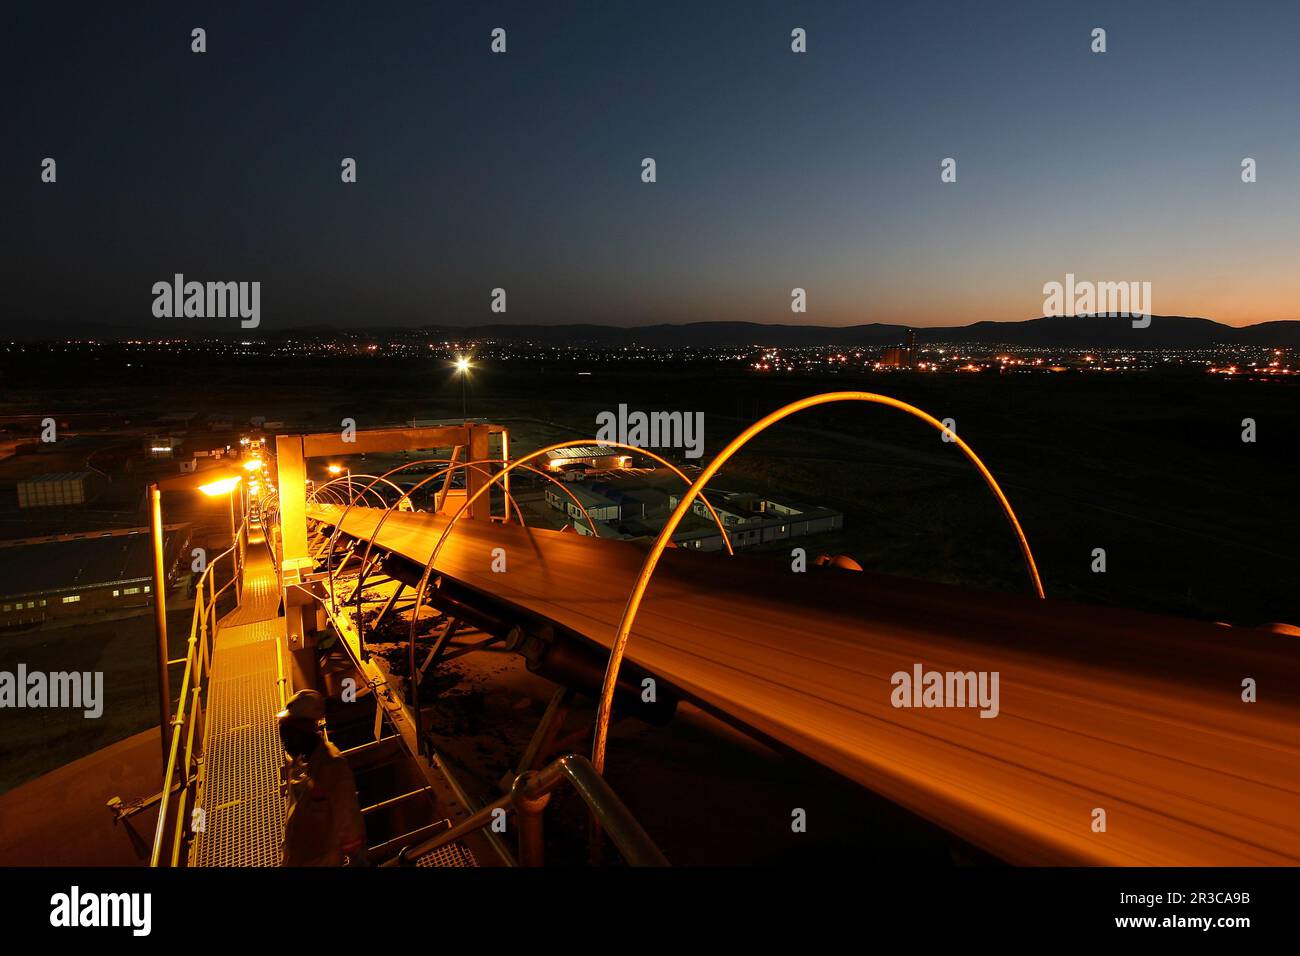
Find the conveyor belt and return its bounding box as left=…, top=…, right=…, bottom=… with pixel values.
left=308, top=503, right=1300, bottom=866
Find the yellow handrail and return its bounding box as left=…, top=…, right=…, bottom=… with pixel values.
left=149, top=524, right=246, bottom=867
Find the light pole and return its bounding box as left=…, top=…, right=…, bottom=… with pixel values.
left=201, top=476, right=242, bottom=546
left=148, top=484, right=170, bottom=771
left=200, top=476, right=243, bottom=601
left=328, top=463, right=352, bottom=502
left=150, top=472, right=243, bottom=780
left=454, top=355, right=472, bottom=419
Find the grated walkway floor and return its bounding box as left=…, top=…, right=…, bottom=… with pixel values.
left=190, top=534, right=288, bottom=867
left=222, top=535, right=282, bottom=625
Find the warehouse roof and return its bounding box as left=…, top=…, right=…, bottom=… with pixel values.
left=0, top=526, right=189, bottom=599
left=542, top=445, right=623, bottom=461
left=16, top=472, right=96, bottom=484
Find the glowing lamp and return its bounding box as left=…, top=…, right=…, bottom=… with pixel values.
left=198, top=477, right=241, bottom=497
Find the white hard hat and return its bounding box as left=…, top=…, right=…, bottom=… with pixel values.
left=276, top=689, right=326, bottom=722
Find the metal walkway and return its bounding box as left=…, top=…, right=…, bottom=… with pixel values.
left=190, top=533, right=288, bottom=867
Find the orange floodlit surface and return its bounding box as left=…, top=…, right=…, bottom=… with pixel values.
left=198, top=476, right=241, bottom=497
left=306, top=504, right=1300, bottom=866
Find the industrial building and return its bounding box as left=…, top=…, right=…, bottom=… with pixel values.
left=147, top=436, right=180, bottom=459
left=667, top=489, right=844, bottom=551
left=545, top=482, right=648, bottom=525
left=0, top=525, right=190, bottom=628
left=15, top=472, right=101, bottom=509
left=542, top=445, right=630, bottom=474
left=543, top=471, right=842, bottom=551
left=879, top=328, right=917, bottom=368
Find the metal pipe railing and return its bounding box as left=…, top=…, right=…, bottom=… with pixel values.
left=360, top=786, right=432, bottom=817
left=149, top=525, right=246, bottom=867
left=391, top=753, right=668, bottom=868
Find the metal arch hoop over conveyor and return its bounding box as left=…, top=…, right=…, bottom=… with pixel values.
left=308, top=502, right=1300, bottom=866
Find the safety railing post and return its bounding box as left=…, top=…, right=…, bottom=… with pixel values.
left=511, top=774, right=550, bottom=866
left=197, top=587, right=208, bottom=677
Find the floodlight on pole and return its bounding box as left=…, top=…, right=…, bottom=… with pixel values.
left=199, top=476, right=243, bottom=571
left=149, top=471, right=244, bottom=776
left=199, top=476, right=241, bottom=497
left=453, top=355, right=473, bottom=419
left=327, top=464, right=352, bottom=500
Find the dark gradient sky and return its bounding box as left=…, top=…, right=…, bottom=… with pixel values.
left=5, top=1, right=1299, bottom=332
